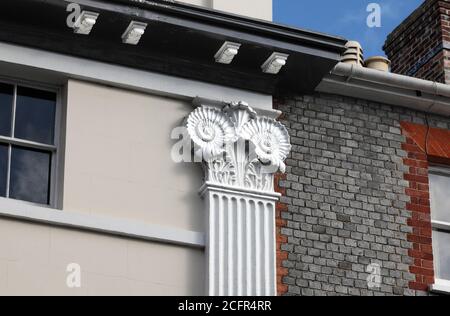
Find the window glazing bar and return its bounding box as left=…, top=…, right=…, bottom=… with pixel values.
left=432, top=220, right=450, bottom=232
left=5, top=144, right=11, bottom=198
left=429, top=165, right=450, bottom=176
left=0, top=135, right=57, bottom=152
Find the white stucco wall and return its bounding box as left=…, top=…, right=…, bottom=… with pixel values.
left=179, top=0, right=273, bottom=21
left=0, top=0, right=276, bottom=295
left=0, top=40, right=276, bottom=295
left=0, top=218, right=204, bottom=296
left=64, top=79, right=204, bottom=233
left=0, top=79, right=207, bottom=296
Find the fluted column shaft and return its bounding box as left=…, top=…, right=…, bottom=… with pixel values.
left=201, top=183, right=279, bottom=296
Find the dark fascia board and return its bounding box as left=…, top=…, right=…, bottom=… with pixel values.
left=72, top=0, right=347, bottom=59
left=129, top=0, right=347, bottom=51
left=0, top=0, right=347, bottom=95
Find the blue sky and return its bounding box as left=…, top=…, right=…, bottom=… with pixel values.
left=274, top=0, right=424, bottom=57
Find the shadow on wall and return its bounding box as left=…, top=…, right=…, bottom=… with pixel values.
left=170, top=102, right=205, bottom=233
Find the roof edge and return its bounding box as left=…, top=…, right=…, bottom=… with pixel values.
left=101, top=0, right=347, bottom=54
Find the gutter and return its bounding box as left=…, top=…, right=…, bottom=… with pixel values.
left=317, top=62, right=450, bottom=117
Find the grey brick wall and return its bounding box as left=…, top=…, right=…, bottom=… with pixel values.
left=275, top=93, right=450, bottom=296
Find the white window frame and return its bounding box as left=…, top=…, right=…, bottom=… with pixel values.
left=429, top=165, right=450, bottom=293
left=0, top=75, right=63, bottom=209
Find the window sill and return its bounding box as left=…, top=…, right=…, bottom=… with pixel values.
left=0, top=197, right=205, bottom=248
left=430, top=279, right=450, bottom=295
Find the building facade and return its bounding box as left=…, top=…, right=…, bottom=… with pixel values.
left=275, top=0, right=450, bottom=296
left=0, top=0, right=449, bottom=296
left=0, top=0, right=345, bottom=295
left=275, top=92, right=450, bottom=296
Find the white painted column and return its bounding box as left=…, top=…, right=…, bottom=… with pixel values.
left=186, top=101, right=291, bottom=297
left=201, top=183, right=279, bottom=296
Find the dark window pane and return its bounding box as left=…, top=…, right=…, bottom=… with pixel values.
left=15, top=87, right=56, bottom=145
left=0, top=144, right=7, bottom=197
left=0, top=83, right=13, bottom=137
left=9, top=146, right=51, bottom=205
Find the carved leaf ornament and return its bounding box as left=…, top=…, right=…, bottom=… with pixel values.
left=186, top=102, right=291, bottom=192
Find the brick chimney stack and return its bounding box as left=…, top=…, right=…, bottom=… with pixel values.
left=384, top=0, right=450, bottom=83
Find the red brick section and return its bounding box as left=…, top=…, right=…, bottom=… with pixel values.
left=401, top=135, right=433, bottom=292
left=384, top=0, right=449, bottom=83
left=274, top=172, right=289, bottom=296
left=401, top=121, right=450, bottom=163
left=273, top=97, right=289, bottom=296
left=401, top=121, right=450, bottom=291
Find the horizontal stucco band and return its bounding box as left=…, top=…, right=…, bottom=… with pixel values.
left=0, top=41, right=273, bottom=111
left=0, top=198, right=205, bottom=248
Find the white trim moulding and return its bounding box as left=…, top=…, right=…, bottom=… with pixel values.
left=200, top=182, right=281, bottom=202
left=431, top=220, right=450, bottom=231
left=0, top=197, right=205, bottom=248
left=430, top=279, right=450, bottom=295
